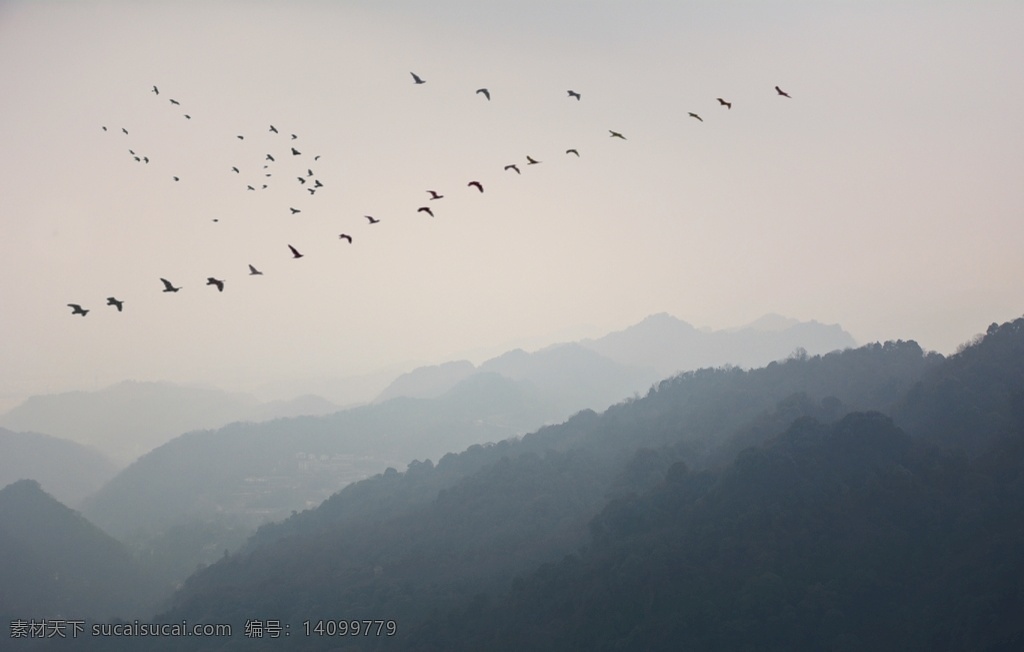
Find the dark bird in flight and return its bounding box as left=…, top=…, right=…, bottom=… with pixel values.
left=291, top=134, right=298, bottom=140
left=476, top=88, right=490, bottom=100
left=308, top=188, right=317, bottom=195
left=364, top=215, right=380, bottom=224
left=247, top=185, right=255, bottom=191
left=184, top=114, right=191, bottom=119
left=417, top=206, right=434, bottom=217
left=717, top=97, right=732, bottom=109
left=169, top=98, right=180, bottom=105
left=288, top=244, right=304, bottom=259
left=291, top=147, right=301, bottom=156
left=427, top=190, right=444, bottom=200
left=775, top=85, right=791, bottom=98
left=143, top=156, right=149, bottom=164
left=314, top=155, right=321, bottom=161
left=566, top=148, right=579, bottom=156
left=338, top=233, right=353, bottom=243
left=173, top=176, right=180, bottom=181
left=468, top=181, right=483, bottom=192
left=237, top=135, right=244, bottom=140
left=269, top=125, right=278, bottom=133
left=206, top=277, right=225, bottom=292
left=102, top=126, right=107, bottom=131
left=121, top=127, right=128, bottom=135
left=232, top=166, right=240, bottom=173
left=410, top=72, right=426, bottom=84
left=297, top=176, right=306, bottom=184
left=106, top=297, right=124, bottom=312
left=609, top=130, right=626, bottom=139
left=307, top=168, right=314, bottom=177
left=67, top=303, right=89, bottom=316
left=688, top=112, right=703, bottom=122
left=567, top=90, right=581, bottom=100
left=289, top=207, right=301, bottom=214
left=266, top=154, right=275, bottom=162
left=160, top=278, right=181, bottom=292
left=248, top=264, right=263, bottom=276
left=313, top=179, right=323, bottom=188
left=504, top=163, right=521, bottom=174
left=134, top=156, right=141, bottom=162
left=152, top=85, right=159, bottom=95
left=526, top=155, right=540, bottom=165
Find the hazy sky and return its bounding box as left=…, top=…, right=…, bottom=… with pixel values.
left=2, top=1, right=1022, bottom=410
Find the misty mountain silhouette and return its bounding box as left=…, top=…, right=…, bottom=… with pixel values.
left=0, top=428, right=117, bottom=507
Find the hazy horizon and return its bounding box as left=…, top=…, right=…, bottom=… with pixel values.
left=3, top=1, right=1022, bottom=412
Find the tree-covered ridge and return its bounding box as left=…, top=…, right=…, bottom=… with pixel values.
left=156, top=335, right=946, bottom=649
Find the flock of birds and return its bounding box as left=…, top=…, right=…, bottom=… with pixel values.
left=67, top=74, right=793, bottom=317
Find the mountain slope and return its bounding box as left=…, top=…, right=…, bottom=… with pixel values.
left=0, top=428, right=118, bottom=507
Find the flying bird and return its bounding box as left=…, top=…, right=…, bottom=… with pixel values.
left=297, top=176, right=306, bottom=184
left=160, top=278, right=181, bottom=292
left=266, top=154, right=275, bottom=162
left=247, top=185, right=255, bottom=191
left=609, top=130, right=626, bottom=139
left=775, top=85, right=791, bottom=98
left=67, top=303, right=89, bottom=316
left=526, top=156, right=540, bottom=165
left=364, top=215, right=380, bottom=224
left=307, top=168, right=314, bottom=177
left=688, top=112, right=703, bottom=122
left=567, top=90, right=581, bottom=100
left=169, top=98, right=180, bottom=105
left=102, top=126, right=107, bottom=131
left=248, top=264, right=263, bottom=276
left=289, top=207, right=301, bottom=214
left=476, top=88, right=490, bottom=100
left=151, top=85, right=159, bottom=95
left=717, top=97, right=732, bottom=109
left=291, top=147, right=301, bottom=156
left=468, top=181, right=483, bottom=192
left=232, top=166, right=240, bottom=173
left=338, top=233, right=353, bottom=243
left=291, top=134, right=298, bottom=140
left=206, top=277, right=225, bottom=292
left=269, top=125, right=279, bottom=133
left=410, top=71, right=426, bottom=84
left=307, top=188, right=317, bottom=195
left=427, top=190, right=444, bottom=200
left=288, top=244, right=304, bottom=259
left=183, top=114, right=191, bottom=119
left=143, top=156, right=149, bottom=164
left=173, top=176, right=180, bottom=182
left=313, top=179, right=323, bottom=188
left=237, top=135, right=244, bottom=140
left=566, top=148, right=579, bottom=157
left=106, top=297, right=124, bottom=312
left=121, top=128, right=128, bottom=135
left=417, top=206, right=434, bottom=217
left=504, top=164, right=521, bottom=174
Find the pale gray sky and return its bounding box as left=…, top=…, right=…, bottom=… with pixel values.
left=2, top=1, right=1022, bottom=410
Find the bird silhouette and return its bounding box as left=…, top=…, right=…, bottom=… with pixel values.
left=291, top=147, right=301, bottom=156
left=143, top=156, right=149, bottom=164
left=183, top=114, right=191, bottom=119
left=297, top=176, right=306, bottom=184
left=232, top=166, right=240, bottom=173
left=338, top=233, right=353, bottom=243
left=291, top=134, right=298, bottom=140
left=717, top=97, right=732, bottom=109
left=269, top=125, right=279, bottom=133
left=169, top=98, right=180, bottom=105
left=266, top=154, right=275, bottom=162
left=307, top=188, right=317, bottom=195
left=121, top=128, right=128, bottom=135
left=609, top=130, right=626, bottom=139
left=237, top=135, right=244, bottom=140
left=67, top=303, right=89, bottom=316
left=476, top=88, right=490, bottom=100
left=289, top=207, right=301, bottom=214
left=417, top=206, right=434, bottom=217
left=151, top=85, right=159, bottom=95
left=307, top=169, right=314, bottom=177
left=410, top=72, right=426, bottom=84
left=106, top=297, right=124, bottom=312
left=567, top=90, right=581, bottom=100
left=468, top=181, right=483, bottom=192
left=248, top=264, right=263, bottom=275
left=160, top=278, right=181, bottom=292
left=504, top=163, right=521, bottom=174
left=364, top=215, right=380, bottom=224
left=102, top=126, right=107, bottom=131
left=206, top=277, right=225, bottom=292
left=688, top=112, right=703, bottom=122
left=247, top=185, right=255, bottom=191
left=775, top=85, right=791, bottom=98
left=427, top=190, right=444, bottom=200
left=566, top=148, right=580, bottom=156
left=526, top=156, right=540, bottom=165
left=173, top=176, right=180, bottom=182
left=288, top=244, right=304, bottom=258
left=313, top=179, right=323, bottom=188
